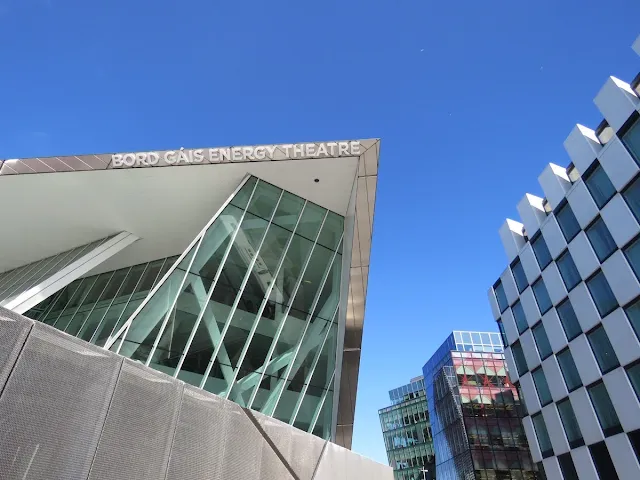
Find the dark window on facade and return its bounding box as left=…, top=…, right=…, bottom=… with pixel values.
left=586, top=271, right=619, bottom=318
left=532, top=368, right=553, bottom=406
left=586, top=217, right=617, bottom=262
left=511, top=341, right=528, bottom=376
left=584, top=164, right=616, bottom=209
left=556, top=202, right=581, bottom=242
left=557, top=348, right=582, bottom=391
left=589, top=441, right=619, bottom=480
left=625, top=299, right=640, bottom=341
left=532, top=322, right=552, bottom=360
left=511, top=258, right=528, bottom=294
left=535, top=461, right=548, bottom=480
left=557, top=299, right=582, bottom=341
left=557, top=398, right=584, bottom=448
left=588, top=381, right=622, bottom=436
left=532, top=413, right=554, bottom=458
left=588, top=325, right=620, bottom=374
left=629, top=429, right=640, bottom=464
left=623, top=176, right=640, bottom=223
left=627, top=362, right=640, bottom=401
left=532, top=235, right=552, bottom=270
left=624, top=237, right=640, bottom=280
left=494, top=281, right=509, bottom=313
left=497, top=320, right=508, bottom=346
left=557, top=251, right=581, bottom=291
left=621, top=116, right=640, bottom=164
left=532, top=279, right=552, bottom=315
left=512, top=300, right=528, bottom=334
left=558, top=452, right=579, bottom=480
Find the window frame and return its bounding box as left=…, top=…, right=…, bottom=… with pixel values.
left=511, top=258, right=528, bottom=294
left=583, top=162, right=616, bottom=209
left=531, top=233, right=552, bottom=270
left=556, top=250, right=581, bottom=292
left=586, top=270, right=619, bottom=318
left=587, top=380, right=623, bottom=437
left=555, top=201, right=581, bottom=243
left=557, top=397, right=585, bottom=449
left=532, top=278, right=553, bottom=315
left=585, top=216, right=618, bottom=263
left=556, top=347, right=582, bottom=392
left=532, top=321, right=552, bottom=361
left=531, top=366, right=553, bottom=407
left=556, top=299, right=582, bottom=341
left=587, top=324, right=620, bottom=375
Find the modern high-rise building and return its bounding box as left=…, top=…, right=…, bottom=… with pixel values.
left=378, top=376, right=436, bottom=480
left=423, top=331, right=539, bottom=480
left=0, top=138, right=379, bottom=450
left=488, top=37, right=640, bottom=480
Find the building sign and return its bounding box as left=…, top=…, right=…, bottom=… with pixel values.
left=110, top=141, right=361, bottom=168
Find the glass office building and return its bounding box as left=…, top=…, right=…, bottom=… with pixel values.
left=489, top=37, right=640, bottom=480
left=423, top=331, right=539, bottom=480
left=379, top=377, right=435, bottom=480
left=0, top=139, right=380, bottom=448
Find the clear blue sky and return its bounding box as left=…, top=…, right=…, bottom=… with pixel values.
left=1, top=0, right=639, bottom=466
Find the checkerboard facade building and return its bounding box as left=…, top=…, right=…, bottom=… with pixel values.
left=489, top=36, right=640, bottom=479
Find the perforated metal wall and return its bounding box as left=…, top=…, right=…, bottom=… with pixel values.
left=0, top=307, right=393, bottom=480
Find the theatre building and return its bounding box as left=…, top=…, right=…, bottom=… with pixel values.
left=0, top=139, right=391, bottom=479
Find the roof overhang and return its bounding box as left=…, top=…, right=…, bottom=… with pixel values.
left=0, top=138, right=379, bottom=449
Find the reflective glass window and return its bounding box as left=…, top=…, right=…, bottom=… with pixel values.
left=624, top=237, right=640, bottom=280
left=588, top=382, right=622, bottom=435
left=557, top=348, right=582, bottom=391
left=626, top=299, right=640, bottom=341
left=588, top=325, right=620, bottom=374
left=532, top=235, right=552, bottom=270
left=556, top=202, right=581, bottom=242
left=623, top=176, right=640, bottom=222
left=532, top=279, right=552, bottom=315
left=586, top=217, right=617, bottom=262
left=512, top=301, right=528, bottom=334
left=626, top=362, right=640, bottom=401
left=532, top=368, right=552, bottom=406
left=556, top=251, right=581, bottom=291
left=494, top=281, right=509, bottom=313
left=497, top=320, right=508, bottom=346
left=584, top=164, right=616, bottom=209
left=511, top=259, right=528, bottom=293
left=532, top=413, right=553, bottom=457
left=589, top=441, right=620, bottom=480
left=586, top=271, right=618, bottom=318
left=557, top=300, right=582, bottom=341
left=558, top=452, right=579, bottom=480
left=532, top=323, right=552, bottom=360
left=557, top=398, right=583, bottom=448
left=621, top=116, right=640, bottom=164
left=511, top=342, right=528, bottom=376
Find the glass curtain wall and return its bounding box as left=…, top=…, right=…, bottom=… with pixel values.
left=106, top=176, right=344, bottom=439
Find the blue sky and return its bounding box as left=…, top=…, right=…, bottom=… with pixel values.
left=1, top=0, right=639, bottom=466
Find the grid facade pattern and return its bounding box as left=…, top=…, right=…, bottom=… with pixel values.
left=379, top=377, right=435, bottom=480
left=489, top=54, right=640, bottom=479
left=0, top=308, right=393, bottom=480
left=423, top=332, right=539, bottom=480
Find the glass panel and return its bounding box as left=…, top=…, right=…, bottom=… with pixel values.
left=512, top=260, right=528, bottom=293
left=557, top=349, right=582, bottom=391
left=588, top=325, right=619, bottom=373
left=296, top=203, right=326, bottom=243
left=494, top=282, right=508, bottom=312
left=557, top=399, right=583, bottom=445
left=512, top=301, right=528, bottom=334
left=316, top=211, right=344, bottom=252
left=626, top=299, right=640, bottom=341
left=623, top=176, right=640, bottom=222
left=55, top=277, right=98, bottom=332
left=585, top=165, right=616, bottom=208
left=40, top=280, right=82, bottom=325
left=586, top=218, right=617, bottom=262
left=511, top=342, right=528, bottom=376
left=624, top=238, right=640, bottom=280
left=532, top=279, right=552, bottom=315
left=532, top=323, right=552, bottom=360
left=627, top=363, right=640, bottom=400
left=531, top=368, right=552, bottom=406
left=586, top=271, right=618, bottom=317
left=621, top=117, right=640, bottom=164
left=556, top=203, right=581, bottom=242
left=557, top=251, right=581, bottom=291
left=246, top=181, right=282, bottom=220
left=229, top=176, right=258, bottom=210
left=311, top=388, right=334, bottom=439
left=589, top=441, right=620, bottom=480
left=558, top=453, right=579, bottom=480
left=532, top=235, right=552, bottom=270
left=557, top=300, right=582, bottom=341
left=271, top=191, right=305, bottom=231
left=588, top=382, right=621, bottom=432
left=532, top=413, right=552, bottom=455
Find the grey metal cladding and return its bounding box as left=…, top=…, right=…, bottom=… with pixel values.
left=0, top=322, right=122, bottom=480
left=0, top=308, right=34, bottom=391
left=219, top=401, right=264, bottom=480
left=313, top=442, right=346, bottom=480
left=165, top=386, right=228, bottom=480
left=87, top=360, right=183, bottom=480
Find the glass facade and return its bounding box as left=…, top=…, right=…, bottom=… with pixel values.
left=25, top=176, right=345, bottom=439
left=423, top=331, right=538, bottom=480
left=379, top=377, right=435, bottom=480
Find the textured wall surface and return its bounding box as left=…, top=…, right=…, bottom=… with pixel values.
left=0, top=307, right=392, bottom=480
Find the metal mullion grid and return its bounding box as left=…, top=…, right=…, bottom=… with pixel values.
left=50, top=279, right=87, bottom=329
left=58, top=275, right=100, bottom=333
left=0, top=258, right=43, bottom=300
left=28, top=243, right=91, bottom=291
left=251, top=235, right=343, bottom=412
left=221, top=201, right=316, bottom=400
left=1, top=252, right=65, bottom=303
left=198, top=198, right=308, bottom=390
left=309, top=368, right=336, bottom=435
left=105, top=175, right=255, bottom=349
left=88, top=265, right=134, bottom=344
left=33, top=287, right=66, bottom=322
left=238, top=210, right=328, bottom=406
left=122, top=238, right=203, bottom=361
left=75, top=270, right=118, bottom=339
left=172, top=188, right=284, bottom=379
left=289, top=303, right=339, bottom=425
left=0, top=265, right=27, bottom=294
